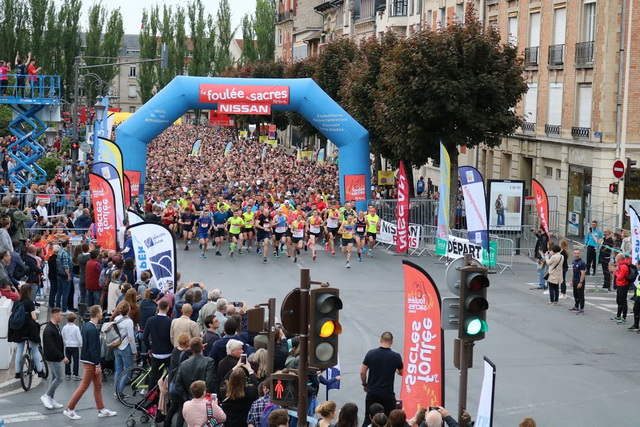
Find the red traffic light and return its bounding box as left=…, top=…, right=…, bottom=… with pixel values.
left=609, top=183, right=618, bottom=194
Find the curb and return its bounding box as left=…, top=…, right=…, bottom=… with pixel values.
left=0, top=376, right=42, bottom=396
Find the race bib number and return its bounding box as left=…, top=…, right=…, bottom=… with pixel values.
left=327, top=219, right=339, bottom=228
left=310, top=225, right=321, bottom=234
left=275, top=226, right=287, bottom=233
left=293, top=229, right=304, bottom=238
left=230, top=224, right=241, bottom=233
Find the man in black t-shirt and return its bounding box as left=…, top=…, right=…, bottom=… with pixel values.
left=360, top=331, right=403, bottom=426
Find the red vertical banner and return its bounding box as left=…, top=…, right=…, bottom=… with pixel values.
left=89, top=173, right=117, bottom=251
left=401, top=260, right=444, bottom=413
left=344, top=174, right=367, bottom=201
left=532, top=178, right=550, bottom=238
left=124, top=170, right=141, bottom=197
left=396, top=161, right=410, bottom=253
left=123, top=173, right=131, bottom=207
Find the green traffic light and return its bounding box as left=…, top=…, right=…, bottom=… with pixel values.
left=465, top=317, right=488, bottom=335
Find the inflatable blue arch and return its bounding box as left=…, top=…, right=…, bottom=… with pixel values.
left=116, top=76, right=371, bottom=210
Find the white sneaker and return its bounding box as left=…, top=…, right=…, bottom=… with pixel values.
left=63, top=310, right=72, bottom=315
left=98, top=408, right=117, bottom=418
left=542, top=290, right=549, bottom=295
left=41, top=394, right=53, bottom=409
left=50, top=398, right=64, bottom=409
left=63, top=409, right=81, bottom=420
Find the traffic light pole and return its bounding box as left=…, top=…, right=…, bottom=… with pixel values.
left=458, top=339, right=473, bottom=422
left=267, top=298, right=276, bottom=376
left=298, top=269, right=310, bottom=425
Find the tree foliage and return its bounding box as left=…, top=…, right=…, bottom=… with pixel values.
left=241, top=14, right=257, bottom=65
left=214, top=0, right=235, bottom=74
left=138, top=7, right=159, bottom=103
left=187, top=0, right=215, bottom=77
left=254, top=0, right=275, bottom=62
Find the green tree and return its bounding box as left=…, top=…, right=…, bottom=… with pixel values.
left=340, top=32, right=401, bottom=173
left=157, top=4, right=175, bottom=90
left=98, top=8, right=124, bottom=96
left=42, top=1, right=61, bottom=78
left=240, top=14, right=257, bottom=65
left=83, top=3, right=106, bottom=103
left=214, top=0, right=235, bottom=74
left=138, top=7, right=159, bottom=102
left=254, top=0, right=275, bottom=62
left=58, top=0, right=82, bottom=101
left=374, top=6, right=526, bottom=210
left=187, top=0, right=214, bottom=77
left=314, top=37, right=357, bottom=102
left=28, top=0, right=49, bottom=66
left=0, top=0, right=29, bottom=66
left=173, top=6, right=187, bottom=78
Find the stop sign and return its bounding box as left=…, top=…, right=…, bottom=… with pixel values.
left=613, top=160, right=625, bottom=179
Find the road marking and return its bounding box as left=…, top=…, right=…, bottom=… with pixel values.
left=0, top=411, right=47, bottom=423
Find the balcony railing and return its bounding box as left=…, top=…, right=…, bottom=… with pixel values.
left=548, top=44, right=564, bottom=67
left=571, top=126, right=590, bottom=139
left=276, top=9, right=294, bottom=23
left=575, top=41, right=594, bottom=66
left=545, top=124, right=561, bottom=136
left=524, top=47, right=539, bottom=67
left=522, top=122, right=536, bottom=134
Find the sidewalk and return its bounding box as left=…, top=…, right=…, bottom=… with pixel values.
left=0, top=302, right=50, bottom=395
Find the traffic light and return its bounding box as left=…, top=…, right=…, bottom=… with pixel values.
left=71, top=140, right=80, bottom=163
left=458, top=266, right=489, bottom=341
left=609, top=183, right=619, bottom=194
left=626, top=158, right=638, bottom=183
left=270, top=371, right=298, bottom=407
left=308, top=287, right=342, bottom=369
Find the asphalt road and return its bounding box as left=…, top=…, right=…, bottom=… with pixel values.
left=0, top=242, right=637, bottom=426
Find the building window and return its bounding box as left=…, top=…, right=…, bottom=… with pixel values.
left=336, top=5, right=344, bottom=27
left=361, top=0, right=375, bottom=18
left=129, top=106, right=136, bottom=113
left=546, top=82, right=563, bottom=133
left=583, top=0, right=596, bottom=42
left=278, top=29, right=283, bottom=45
left=409, top=0, right=414, bottom=16
left=524, top=83, right=538, bottom=124
left=129, top=65, right=137, bottom=78
left=438, top=7, right=446, bottom=27
left=455, top=4, right=464, bottom=23
left=577, top=84, right=592, bottom=128
left=545, top=167, right=553, bottom=177
left=508, top=16, right=518, bottom=45
left=427, top=10, right=433, bottom=28
left=392, top=0, right=408, bottom=16
left=556, top=169, right=562, bottom=180
left=128, top=85, right=137, bottom=99
left=528, top=12, right=541, bottom=47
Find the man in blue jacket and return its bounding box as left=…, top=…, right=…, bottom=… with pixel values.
left=64, top=305, right=117, bottom=420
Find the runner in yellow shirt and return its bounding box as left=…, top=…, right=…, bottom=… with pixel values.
left=306, top=209, right=325, bottom=261
left=226, top=209, right=245, bottom=257
left=290, top=213, right=306, bottom=263
left=366, top=206, right=381, bottom=257
left=242, top=209, right=255, bottom=253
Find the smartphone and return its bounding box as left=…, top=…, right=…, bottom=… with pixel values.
left=241, top=354, right=247, bottom=364
left=212, top=393, right=217, bottom=401
left=233, top=301, right=243, bottom=308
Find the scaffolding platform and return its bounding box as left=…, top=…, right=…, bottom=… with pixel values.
left=0, top=75, right=61, bottom=188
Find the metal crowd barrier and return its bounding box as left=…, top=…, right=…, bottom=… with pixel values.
left=489, top=234, right=515, bottom=274
left=0, top=192, right=90, bottom=217
left=368, top=198, right=437, bottom=226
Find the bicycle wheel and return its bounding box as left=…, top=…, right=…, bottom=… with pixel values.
left=117, top=366, right=148, bottom=408
left=20, top=354, right=33, bottom=391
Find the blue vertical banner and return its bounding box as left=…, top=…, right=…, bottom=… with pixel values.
left=93, top=96, right=110, bottom=155
left=458, top=166, right=489, bottom=251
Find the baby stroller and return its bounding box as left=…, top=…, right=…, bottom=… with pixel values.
left=124, top=376, right=161, bottom=427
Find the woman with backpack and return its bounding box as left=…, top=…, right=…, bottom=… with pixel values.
left=8, top=284, right=45, bottom=379
left=112, top=301, right=137, bottom=397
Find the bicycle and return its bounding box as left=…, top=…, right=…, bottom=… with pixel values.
left=116, top=361, right=166, bottom=408
left=19, top=323, right=49, bottom=391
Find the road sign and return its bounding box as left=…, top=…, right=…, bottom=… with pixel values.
left=613, top=160, right=625, bottom=179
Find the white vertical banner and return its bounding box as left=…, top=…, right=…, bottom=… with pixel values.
left=129, top=223, right=177, bottom=292
left=476, top=357, right=496, bottom=427
left=630, top=207, right=640, bottom=274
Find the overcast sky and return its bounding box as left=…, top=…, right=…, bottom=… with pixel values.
left=57, top=0, right=257, bottom=36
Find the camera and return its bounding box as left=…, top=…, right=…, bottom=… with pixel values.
left=233, top=301, right=243, bottom=308
left=428, top=406, right=439, bottom=411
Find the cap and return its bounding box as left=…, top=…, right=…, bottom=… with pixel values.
left=286, top=191, right=292, bottom=196
left=149, top=288, right=162, bottom=298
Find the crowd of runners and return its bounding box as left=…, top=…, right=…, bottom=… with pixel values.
left=142, top=125, right=382, bottom=268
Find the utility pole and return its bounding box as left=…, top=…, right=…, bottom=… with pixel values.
left=71, top=56, right=80, bottom=190
left=297, top=269, right=310, bottom=424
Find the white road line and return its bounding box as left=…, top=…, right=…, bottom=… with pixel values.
left=0, top=411, right=47, bottom=423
